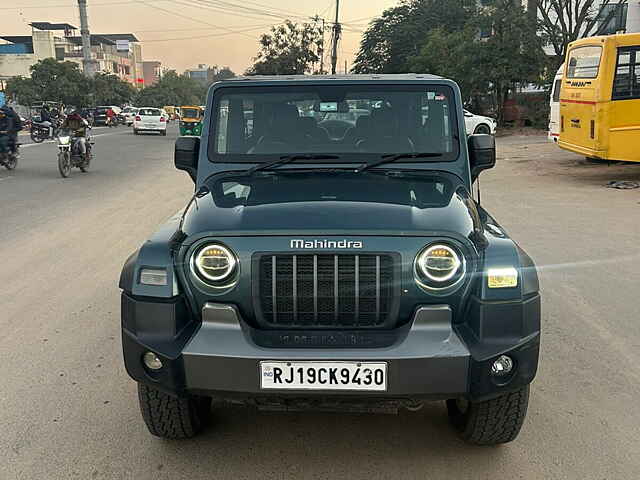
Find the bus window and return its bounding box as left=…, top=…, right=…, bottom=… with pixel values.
left=613, top=48, right=640, bottom=100
left=552, top=79, right=561, bottom=102
left=566, top=46, right=603, bottom=78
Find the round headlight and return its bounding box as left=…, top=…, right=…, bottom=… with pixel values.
left=416, top=244, right=465, bottom=288
left=192, top=243, right=237, bottom=283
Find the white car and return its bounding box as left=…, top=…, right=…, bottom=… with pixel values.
left=121, top=107, right=138, bottom=126
left=463, top=109, right=497, bottom=135
left=133, top=107, right=168, bottom=136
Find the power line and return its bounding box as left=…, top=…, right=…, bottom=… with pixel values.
left=139, top=25, right=268, bottom=43
left=0, top=0, right=139, bottom=9
left=139, top=0, right=259, bottom=39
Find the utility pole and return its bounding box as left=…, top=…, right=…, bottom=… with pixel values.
left=330, top=0, right=341, bottom=75
left=78, top=0, right=95, bottom=77
left=319, top=18, right=325, bottom=75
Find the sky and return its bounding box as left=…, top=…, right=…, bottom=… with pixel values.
left=2, top=0, right=398, bottom=74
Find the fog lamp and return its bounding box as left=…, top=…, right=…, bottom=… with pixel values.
left=490, top=355, right=513, bottom=377
left=487, top=267, right=518, bottom=288
left=143, top=351, right=163, bottom=371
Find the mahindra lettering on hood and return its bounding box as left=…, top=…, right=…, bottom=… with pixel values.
left=119, top=74, right=540, bottom=447
left=290, top=239, right=364, bottom=249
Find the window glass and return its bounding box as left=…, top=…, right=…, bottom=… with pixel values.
left=209, top=85, right=459, bottom=162
left=138, top=108, right=160, bottom=116
left=566, top=46, right=603, bottom=78
left=613, top=48, right=640, bottom=100
left=552, top=79, right=562, bottom=102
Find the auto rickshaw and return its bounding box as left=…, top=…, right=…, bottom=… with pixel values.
left=179, top=105, right=204, bottom=136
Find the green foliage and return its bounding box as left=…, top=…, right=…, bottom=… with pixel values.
left=352, top=0, right=476, bottom=74
left=358, top=0, right=546, bottom=121
left=210, top=66, right=235, bottom=82
left=5, top=58, right=135, bottom=107
left=410, top=26, right=487, bottom=104
left=91, top=73, right=136, bottom=106
left=134, top=70, right=205, bottom=107
left=247, top=19, right=323, bottom=75
left=5, top=76, right=39, bottom=106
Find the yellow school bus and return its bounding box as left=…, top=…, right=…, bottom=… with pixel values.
left=559, top=33, right=640, bottom=163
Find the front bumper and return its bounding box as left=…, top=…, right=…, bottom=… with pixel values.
left=121, top=293, right=540, bottom=402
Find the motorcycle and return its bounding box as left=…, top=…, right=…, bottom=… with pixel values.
left=0, top=143, right=18, bottom=171
left=31, top=117, right=61, bottom=143
left=57, top=129, right=93, bottom=178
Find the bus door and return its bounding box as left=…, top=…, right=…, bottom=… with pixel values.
left=608, top=46, right=640, bottom=162
left=560, top=46, right=602, bottom=153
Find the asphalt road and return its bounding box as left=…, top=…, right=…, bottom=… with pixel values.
left=1, top=126, right=639, bottom=479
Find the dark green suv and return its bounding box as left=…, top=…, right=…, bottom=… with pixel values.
left=120, top=74, right=540, bottom=445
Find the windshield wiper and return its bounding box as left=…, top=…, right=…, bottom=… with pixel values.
left=357, top=152, right=443, bottom=173
left=246, top=154, right=341, bottom=175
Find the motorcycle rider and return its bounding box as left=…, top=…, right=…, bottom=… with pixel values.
left=0, top=107, right=14, bottom=156
left=106, top=107, right=116, bottom=127
left=61, top=109, right=90, bottom=158
left=4, top=106, right=22, bottom=155
left=39, top=105, right=54, bottom=138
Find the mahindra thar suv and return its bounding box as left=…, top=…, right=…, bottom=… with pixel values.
left=119, top=74, right=540, bottom=445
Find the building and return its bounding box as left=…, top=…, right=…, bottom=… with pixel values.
left=0, top=23, right=144, bottom=86
left=185, top=64, right=210, bottom=85
left=597, top=1, right=640, bottom=34
left=143, top=61, right=162, bottom=86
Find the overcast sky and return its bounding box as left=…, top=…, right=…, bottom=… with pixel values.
left=3, top=0, right=397, bottom=74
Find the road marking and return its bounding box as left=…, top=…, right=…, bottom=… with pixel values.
left=20, top=131, right=125, bottom=148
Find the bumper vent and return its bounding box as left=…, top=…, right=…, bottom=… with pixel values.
left=256, top=254, right=398, bottom=329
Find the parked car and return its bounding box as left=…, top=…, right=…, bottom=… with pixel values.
left=463, top=109, right=497, bottom=135
left=132, top=107, right=167, bottom=135
left=93, top=106, right=122, bottom=126
left=120, top=107, right=139, bottom=126
left=120, top=74, right=540, bottom=446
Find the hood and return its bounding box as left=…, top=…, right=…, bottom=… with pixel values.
left=181, top=186, right=480, bottom=239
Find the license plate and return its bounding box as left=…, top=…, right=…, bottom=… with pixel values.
left=144, top=123, right=156, bottom=128
left=260, top=361, right=387, bottom=391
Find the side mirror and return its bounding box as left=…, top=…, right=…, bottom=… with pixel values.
left=468, top=134, right=496, bottom=180
left=175, top=136, right=199, bottom=182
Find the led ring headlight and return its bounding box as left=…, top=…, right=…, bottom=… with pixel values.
left=416, top=243, right=464, bottom=288
left=192, top=243, right=237, bottom=283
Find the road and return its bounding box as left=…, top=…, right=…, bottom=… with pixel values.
left=1, top=126, right=639, bottom=479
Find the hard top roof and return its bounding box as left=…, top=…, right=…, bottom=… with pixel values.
left=218, top=73, right=446, bottom=84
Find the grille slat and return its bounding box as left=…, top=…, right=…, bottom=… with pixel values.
left=259, top=253, right=395, bottom=328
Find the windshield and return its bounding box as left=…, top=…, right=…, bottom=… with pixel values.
left=209, top=171, right=455, bottom=208
left=138, top=108, right=161, bottom=116
left=566, top=46, right=603, bottom=78
left=209, top=84, right=459, bottom=162
left=182, top=108, right=200, bottom=118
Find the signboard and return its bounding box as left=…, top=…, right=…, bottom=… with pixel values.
left=0, top=92, right=5, bottom=107
left=116, top=39, right=130, bottom=52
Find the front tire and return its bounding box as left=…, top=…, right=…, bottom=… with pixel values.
left=58, top=151, right=71, bottom=178
left=161, top=130, right=167, bottom=136
left=31, top=131, right=45, bottom=143
left=137, top=383, right=211, bottom=439
left=4, top=154, right=17, bottom=170
left=446, top=385, right=530, bottom=445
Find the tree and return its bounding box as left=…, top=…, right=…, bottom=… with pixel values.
left=135, top=70, right=205, bottom=107
left=92, top=73, right=135, bottom=106
left=410, top=26, right=488, bottom=107
left=5, top=76, right=39, bottom=106
left=247, top=19, right=323, bottom=75
left=479, top=0, right=547, bottom=122
left=352, top=0, right=476, bottom=74
left=209, top=66, right=235, bottom=83
left=537, top=0, right=627, bottom=65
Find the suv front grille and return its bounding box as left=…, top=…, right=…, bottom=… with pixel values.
left=256, top=254, right=398, bottom=329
